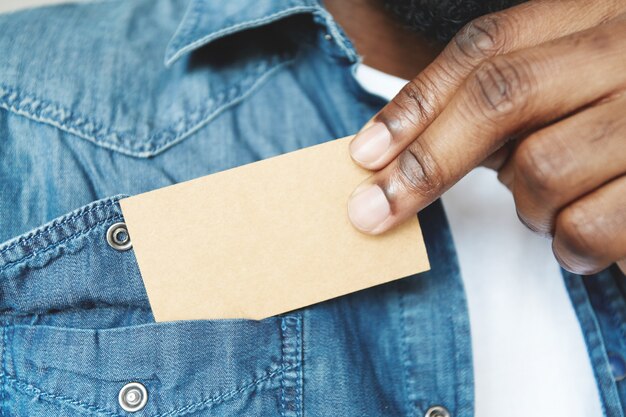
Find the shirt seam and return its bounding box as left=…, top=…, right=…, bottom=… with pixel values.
left=0, top=55, right=295, bottom=158
left=4, top=317, right=301, bottom=417
left=0, top=326, right=7, bottom=417
left=0, top=215, right=123, bottom=273
left=566, top=273, right=624, bottom=417
left=0, top=199, right=120, bottom=256
left=4, top=361, right=298, bottom=417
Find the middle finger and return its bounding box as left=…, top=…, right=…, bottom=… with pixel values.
left=508, top=96, right=626, bottom=235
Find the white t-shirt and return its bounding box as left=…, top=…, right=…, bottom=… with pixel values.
left=354, top=64, right=603, bottom=417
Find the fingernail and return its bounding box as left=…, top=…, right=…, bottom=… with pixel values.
left=348, top=184, right=391, bottom=232
left=350, top=123, right=391, bottom=164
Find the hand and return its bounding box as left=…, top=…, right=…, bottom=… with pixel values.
left=347, top=0, right=626, bottom=275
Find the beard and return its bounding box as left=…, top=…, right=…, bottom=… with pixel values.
left=383, top=0, right=526, bottom=43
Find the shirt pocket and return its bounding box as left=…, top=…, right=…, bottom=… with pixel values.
left=0, top=196, right=303, bottom=417
left=2, top=317, right=302, bottom=417
left=0, top=1, right=298, bottom=158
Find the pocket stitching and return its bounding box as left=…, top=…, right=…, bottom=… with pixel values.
left=6, top=318, right=302, bottom=417
left=0, top=199, right=119, bottom=256
left=0, top=54, right=296, bottom=158
left=5, top=375, right=122, bottom=417
left=280, top=315, right=303, bottom=417
left=5, top=323, right=121, bottom=416
left=397, top=285, right=418, bottom=417
left=0, top=215, right=122, bottom=273
left=1, top=326, right=8, bottom=417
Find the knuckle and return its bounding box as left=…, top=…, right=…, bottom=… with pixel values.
left=589, top=114, right=624, bottom=143
left=556, top=205, right=606, bottom=265
left=391, top=143, right=444, bottom=200
left=389, top=77, right=438, bottom=126
left=454, top=14, right=507, bottom=62
left=578, top=23, right=617, bottom=52
left=514, top=138, right=562, bottom=199
left=469, top=56, right=534, bottom=120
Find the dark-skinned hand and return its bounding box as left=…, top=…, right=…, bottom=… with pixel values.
left=347, top=0, right=626, bottom=275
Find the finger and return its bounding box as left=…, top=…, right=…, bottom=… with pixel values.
left=618, top=259, right=626, bottom=274
left=553, top=175, right=626, bottom=275
left=508, top=96, right=626, bottom=235
left=348, top=19, right=626, bottom=234
left=348, top=0, right=625, bottom=169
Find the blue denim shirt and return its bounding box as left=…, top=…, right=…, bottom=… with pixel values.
left=0, top=0, right=623, bottom=416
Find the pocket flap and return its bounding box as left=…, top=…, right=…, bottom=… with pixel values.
left=4, top=317, right=302, bottom=416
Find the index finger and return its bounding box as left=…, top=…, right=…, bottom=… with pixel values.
left=348, top=0, right=622, bottom=170
left=347, top=18, right=626, bottom=234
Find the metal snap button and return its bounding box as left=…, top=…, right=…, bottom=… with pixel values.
left=425, top=405, right=451, bottom=417
left=118, top=382, right=148, bottom=412
left=106, top=222, right=132, bottom=251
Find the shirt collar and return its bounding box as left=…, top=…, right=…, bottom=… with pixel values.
left=165, top=0, right=326, bottom=66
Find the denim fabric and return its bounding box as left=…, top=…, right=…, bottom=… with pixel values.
left=0, top=0, right=473, bottom=416
left=0, top=0, right=622, bottom=416
left=565, top=268, right=626, bottom=417
left=0, top=193, right=469, bottom=417
left=0, top=197, right=303, bottom=416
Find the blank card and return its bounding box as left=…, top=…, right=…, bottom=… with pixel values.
left=120, top=136, right=430, bottom=321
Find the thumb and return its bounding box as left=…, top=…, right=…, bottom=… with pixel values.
left=346, top=136, right=449, bottom=234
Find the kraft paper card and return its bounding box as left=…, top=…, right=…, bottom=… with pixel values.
left=120, top=136, right=430, bottom=321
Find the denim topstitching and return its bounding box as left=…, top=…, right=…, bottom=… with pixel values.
left=566, top=276, right=624, bottom=417
left=4, top=318, right=302, bottom=417
left=0, top=54, right=295, bottom=158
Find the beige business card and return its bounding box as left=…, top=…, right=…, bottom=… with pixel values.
left=120, top=136, right=430, bottom=321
